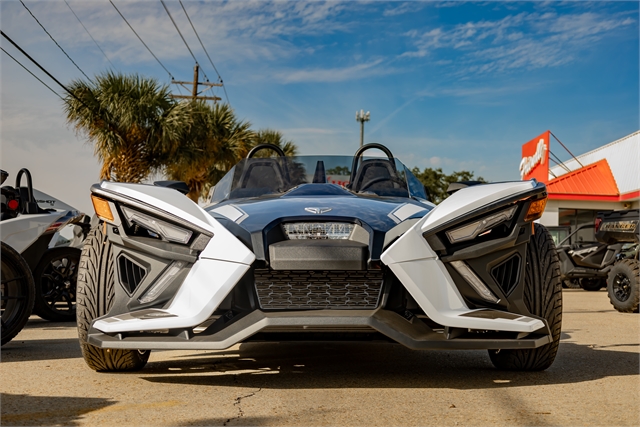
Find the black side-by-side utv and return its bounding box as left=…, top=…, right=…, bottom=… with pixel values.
left=595, top=209, right=639, bottom=313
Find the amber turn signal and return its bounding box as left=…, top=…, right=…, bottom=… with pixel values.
left=91, top=195, right=114, bottom=222
left=524, top=197, right=547, bottom=222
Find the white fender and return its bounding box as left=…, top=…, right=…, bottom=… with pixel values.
left=381, top=180, right=545, bottom=333
left=93, top=181, right=256, bottom=333
left=99, top=181, right=254, bottom=264
left=1, top=212, right=63, bottom=254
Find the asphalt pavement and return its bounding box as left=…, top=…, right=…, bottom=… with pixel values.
left=1, top=289, right=639, bottom=426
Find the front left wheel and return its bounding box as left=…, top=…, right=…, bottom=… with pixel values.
left=488, top=224, right=563, bottom=371
left=76, top=225, right=150, bottom=371
left=1, top=242, right=36, bottom=346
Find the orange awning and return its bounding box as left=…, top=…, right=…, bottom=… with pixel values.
left=547, top=159, right=620, bottom=201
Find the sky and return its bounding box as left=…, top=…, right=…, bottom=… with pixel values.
left=1, top=0, right=638, bottom=213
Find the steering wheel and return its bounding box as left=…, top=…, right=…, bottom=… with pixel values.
left=359, top=176, right=406, bottom=192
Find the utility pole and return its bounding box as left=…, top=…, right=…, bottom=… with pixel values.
left=356, top=109, right=370, bottom=147
left=171, top=64, right=222, bottom=102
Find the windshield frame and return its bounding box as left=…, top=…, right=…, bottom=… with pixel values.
left=209, top=155, right=428, bottom=204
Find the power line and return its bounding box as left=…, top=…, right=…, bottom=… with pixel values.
left=108, top=0, right=175, bottom=80
left=64, top=0, right=116, bottom=69
left=178, top=0, right=229, bottom=105
left=1, top=47, right=63, bottom=100
left=1, top=31, right=82, bottom=103
left=19, top=0, right=91, bottom=81
left=159, top=0, right=209, bottom=82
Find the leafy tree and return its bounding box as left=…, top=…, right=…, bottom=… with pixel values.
left=64, top=72, right=190, bottom=182
left=247, top=129, right=297, bottom=157
left=165, top=102, right=253, bottom=202
left=411, top=167, right=486, bottom=204
left=64, top=72, right=298, bottom=202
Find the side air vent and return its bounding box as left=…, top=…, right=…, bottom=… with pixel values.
left=491, top=254, right=521, bottom=296
left=118, top=255, right=147, bottom=294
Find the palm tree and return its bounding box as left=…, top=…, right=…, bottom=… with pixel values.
left=64, top=72, right=190, bottom=183
left=246, top=129, right=297, bottom=157
left=165, top=102, right=254, bottom=202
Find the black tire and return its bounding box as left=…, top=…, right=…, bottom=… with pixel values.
left=1, top=242, right=36, bottom=346
left=77, top=225, right=150, bottom=371
left=488, top=223, right=563, bottom=371
left=563, top=279, right=581, bottom=289
left=32, top=247, right=81, bottom=322
left=606, top=259, right=639, bottom=313
left=579, top=278, right=605, bottom=292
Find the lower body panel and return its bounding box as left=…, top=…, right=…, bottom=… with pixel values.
left=87, top=309, right=551, bottom=351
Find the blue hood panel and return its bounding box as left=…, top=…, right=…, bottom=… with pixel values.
left=204, top=184, right=432, bottom=261
left=206, top=184, right=430, bottom=234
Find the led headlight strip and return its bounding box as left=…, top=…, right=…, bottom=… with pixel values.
left=450, top=260, right=500, bottom=303
left=138, top=261, right=185, bottom=304
left=121, top=206, right=192, bottom=244
left=283, top=222, right=354, bottom=240
left=445, top=205, right=517, bottom=244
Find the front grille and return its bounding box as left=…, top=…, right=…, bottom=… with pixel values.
left=254, top=270, right=384, bottom=310
left=491, top=254, right=521, bottom=296
left=118, top=255, right=146, bottom=294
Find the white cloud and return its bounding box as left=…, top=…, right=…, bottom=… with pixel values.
left=401, top=10, right=636, bottom=74
left=383, top=2, right=426, bottom=17
left=275, top=59, right=393, bottom=83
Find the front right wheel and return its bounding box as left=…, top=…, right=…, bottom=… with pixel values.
left=488, top=224, right=563, bottom=371
left=76, top=225, right=150, bottom=371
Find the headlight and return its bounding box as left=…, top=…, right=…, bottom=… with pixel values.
left=138, top=261, right=185, bottom=304
left=450, top=260, right=499, bottom=303
left=282, top=222, right=354, bottom=240
left=122, top=206, right=192, bottom=244
left=445, top=205, right=517, bottom=244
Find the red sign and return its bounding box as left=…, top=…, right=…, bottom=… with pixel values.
left=520, top=131, right=550, bottom=182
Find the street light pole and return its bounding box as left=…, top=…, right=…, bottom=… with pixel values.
left=356, top=109, right=370, bottom=147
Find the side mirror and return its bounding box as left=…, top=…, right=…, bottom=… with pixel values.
left=153, top=180, right=190, bottom=195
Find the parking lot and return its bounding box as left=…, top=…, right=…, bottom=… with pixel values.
left=1, top=289, right=638, bottom=426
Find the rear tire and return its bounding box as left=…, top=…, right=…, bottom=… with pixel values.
left=77, top=225, right=150, bottom=371
left=489, top=224, right=563, bottom=371
left=1, top=242, right=35, bottom=346
left=33, top=247, right=81, bottom=322
left=606, top=259, right=639, bottom=313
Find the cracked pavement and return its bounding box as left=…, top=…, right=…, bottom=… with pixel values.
left=1, top=290, right=639, bottom=426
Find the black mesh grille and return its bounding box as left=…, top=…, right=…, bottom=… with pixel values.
left=491, top=254, right=521, bottom=296
left=118, top=255, right=146, bottom=294
left=254, top=270, right=384, bottom=310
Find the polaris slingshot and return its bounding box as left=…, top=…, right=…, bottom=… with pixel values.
left=78, top=143, right=561, bottom=372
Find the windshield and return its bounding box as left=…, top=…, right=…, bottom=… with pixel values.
left=210, top=155, right=428, bottom=204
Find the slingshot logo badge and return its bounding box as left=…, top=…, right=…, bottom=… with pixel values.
left=305, top=207, right=332, bottom=214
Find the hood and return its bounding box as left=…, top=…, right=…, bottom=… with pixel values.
left=205, top=184, right=431, bottom=234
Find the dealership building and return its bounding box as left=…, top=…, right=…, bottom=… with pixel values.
left=520, top=130, right=640, bottom=243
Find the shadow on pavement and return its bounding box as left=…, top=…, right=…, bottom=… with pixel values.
left=1, top=338, right=81, bottom=363
left=0, top=393, right=115, bottom=426
left=138, top=333, right=639, bottom=390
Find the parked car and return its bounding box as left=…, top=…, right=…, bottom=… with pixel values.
left=78, top=143, right=561, bottom=372
left=1, top=168, right=86, bottom=345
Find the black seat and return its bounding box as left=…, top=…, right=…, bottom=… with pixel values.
left=351, top=160, right=409, bottom=197
left=235, top=159, right=285, bottom=198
